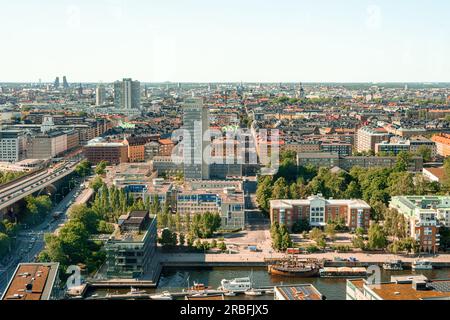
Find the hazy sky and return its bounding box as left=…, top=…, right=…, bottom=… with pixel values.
left=2, top=0, right=450, bottom=83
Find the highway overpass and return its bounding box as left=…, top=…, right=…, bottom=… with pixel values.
left=0, top=160, right=80, bottom=214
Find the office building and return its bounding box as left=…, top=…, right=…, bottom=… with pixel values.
left=0, top=130, right=27, bottom=162
left=270, top=194, right=371, bottom=231
left=1, top=262, right=61, bottom=300
left=114, top=78, right=141, bottom=110
left=83, top=137, right=128, bottom=165
left=105, top=210, right=157, bottom=279
left=182, top=97, right=210, bottom=180
left=62, top=76, right=69, bottom=89
left=95, top=84, right=106, bottom=106
left=30, top=131, right=67, bottom=159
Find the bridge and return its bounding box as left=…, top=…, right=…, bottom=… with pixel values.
left=0, top=160, right=81, bottom=214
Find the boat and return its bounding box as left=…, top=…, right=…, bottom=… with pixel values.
left=383, top=260, right=403, bottom=271
left=186, top=294, right=224, bottom=300
left=268, top=258, right=321, bottom=277
left=150, top=291, right=173, bottom=300
left=245, top=289, right=263, bottom=296
left=224, top=291, right=236, bottom=297
left=220, top=277, right=252, bottom=293
left=190, top=282, right=211, bottom=291
left=128, top=287, right=147, bottom=295
left=319, top=267, right=367, bottom=278
left=264, top=289, right=274, bottom=294
left=412, top=259, right=433, bottom=270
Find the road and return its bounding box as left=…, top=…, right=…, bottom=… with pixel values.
left=0, top=160, right=80, bottom=211
left=0, top=180, right=86, bottom=293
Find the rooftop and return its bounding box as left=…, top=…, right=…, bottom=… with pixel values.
left=1, top=263, right=59, bottom=300
left=274, top=284, right=323, bottom=300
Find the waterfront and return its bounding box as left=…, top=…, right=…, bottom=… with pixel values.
left=85, top=267, right=450, bottom=300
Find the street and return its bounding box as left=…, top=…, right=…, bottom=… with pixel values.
left=0, top=180, right=86, bottom=293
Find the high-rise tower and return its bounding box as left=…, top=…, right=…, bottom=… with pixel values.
left=114, top=78, right=141, bottom=109
left=183, top=97, right=210, bottom=180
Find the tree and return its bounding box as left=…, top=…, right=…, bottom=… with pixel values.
left=178, top=233, right=185, bottom=246
left=256, top=176, right=273, bottom=212
left=325, top=223, right=337, bottom=240
left=352, top=235, right=366, bottom=250
left=68, top=204, right=100, bottom=234
left=0, top=233, right=11, bottom=257
left=272, top=177, right=289, bottom=199
left=292, top=219, right=310, bottom=233
left=309, top=228, right=324, bottom=242
left=90, top=176, right=104, bottom=192
left=95, top=161, right=108, bottom=175
left=415, top=145, right=432, bottom=163
left=159, top=228, right=177, bottom=246
left=395, top=151, right=411, bottom=172
left=368, top=224, right=388, bottom=250
left=218, top=241, right=227, bottom=252
left=75, top=160, right=92, bottom=178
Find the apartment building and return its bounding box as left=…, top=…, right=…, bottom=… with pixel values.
left=432, top=133, right=450, bottom=157
left=390, top=196, right=450, bottom=253
left=297, top=153, right=424, bottom=172
left=356, top=126, right=390, bottom=153
left=270, top=194, right=371, bottom=231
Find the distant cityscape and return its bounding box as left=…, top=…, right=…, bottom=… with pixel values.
left=0, top=77, right=449, bottom=302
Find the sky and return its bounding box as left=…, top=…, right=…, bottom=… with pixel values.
left=1, top=0, right=450, bottom=83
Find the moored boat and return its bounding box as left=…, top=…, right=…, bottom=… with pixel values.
left=244, top=289, right=263, bottom=296
left=319, top=267, right=367, bottom=278
left=412, top=259, right=433, bottom=270
left=268, top=258, right=322, bottom=278
left=382, top=260, right=403, bottom=271
left=150, top=291, right=173, bottom=300
left=220, top=277, right=252, bottom=293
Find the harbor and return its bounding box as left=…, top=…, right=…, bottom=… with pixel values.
left=78, top=265, right=450, bottom=301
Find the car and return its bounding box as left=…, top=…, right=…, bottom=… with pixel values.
left=348, top=257, right=358, bottom=262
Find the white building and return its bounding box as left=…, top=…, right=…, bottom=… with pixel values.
left=0, top=130, right=27, bottom=162
left=95, top=84, right=106, bottom=106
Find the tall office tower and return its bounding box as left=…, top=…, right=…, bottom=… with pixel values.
left=96, top=84, right=106, bottom=106
left=183, top=97, right=210, bottom=180
left=114, top=78, right=141, bottom=109
left=77, top=83, right=83, bottom=96
left=53, top=77, right=60, bottom=89
left=62, top=76, right=69, bottom=89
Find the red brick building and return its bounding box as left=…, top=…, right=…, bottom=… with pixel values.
left=270, top=194, right=371, bottom=231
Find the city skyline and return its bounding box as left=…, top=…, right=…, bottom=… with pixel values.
left=1, top=0, right=450, bottom=83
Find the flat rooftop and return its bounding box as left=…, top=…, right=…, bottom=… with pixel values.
left=1, top=263, right=59, bottom=300
left=275, top=284, right=323, bottom=300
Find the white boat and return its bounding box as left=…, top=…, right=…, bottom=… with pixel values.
left=244, top=289, right=262, bottom=296
left=224, top=291, right=236, bottom=297
left=150, top=291, right=173, bottom=300
left=264, top=289, right=274, bottom=294
left=220, top=277, right=252, bottom=293
left=128, top=287, right=146, bottom=295
left=412, top=259, right=433, bottom=270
